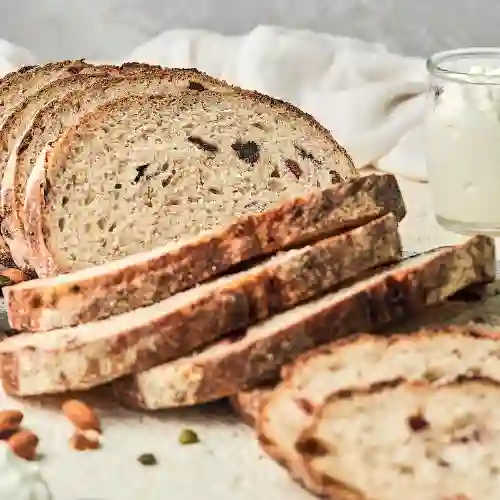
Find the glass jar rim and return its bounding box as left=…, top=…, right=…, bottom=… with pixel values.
left=427, top=47, right=500, bottom=85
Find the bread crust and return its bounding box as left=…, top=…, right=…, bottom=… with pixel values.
left=11, top=174, right=403, bottom=331
left=229, top=386, right=275, bottom=427
left=112, top=235, right=494, bottom=410
left=0, top=213, right=401, bottom=396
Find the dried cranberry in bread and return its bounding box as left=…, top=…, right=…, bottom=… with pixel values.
left=0, top=214, right=401, bottom=396
left=3, top=68, right=235, bottom=271
left=297, top=379, right=500, bottom=500
left=24, top=90, right=357, bottom=276
left=6, top=174, right=404, bottom=332
left=258, top=295, right=500, bottom=496
left=112, top=235, right=494, bottom=410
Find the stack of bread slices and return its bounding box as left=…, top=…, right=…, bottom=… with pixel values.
left=0, top=60, right=498, bottom=500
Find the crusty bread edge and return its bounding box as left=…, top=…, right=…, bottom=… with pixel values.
left=14, top=174, right=404, bottom=331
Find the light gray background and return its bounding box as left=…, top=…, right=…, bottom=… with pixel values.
left=0, top=0, right=494, bottom=61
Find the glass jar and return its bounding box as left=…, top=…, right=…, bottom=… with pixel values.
left=426, top=48, right=500, bottom=235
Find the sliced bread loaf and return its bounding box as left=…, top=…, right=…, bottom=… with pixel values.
left=6, top=174, right=403, bottom=332
left=0, top=214, right=401, bottom=396
left=258, top=294, right=500, bottom=496
left=111, top=235, right=495, bottom=410
left=24, top=90, right=357, bottom=276
left=3, top=68, right=233, bottom=270
left=297, top=379, right=500, bottom=500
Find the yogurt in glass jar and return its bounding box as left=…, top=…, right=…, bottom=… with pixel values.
left=426, top=48, right=500, bottom=235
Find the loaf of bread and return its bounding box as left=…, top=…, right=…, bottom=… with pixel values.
left=3, top=68, right=235, bottom=270
left=258, top=293, right=500, bottom=496
left=297, top=379, right=500, bottom=500
left=6, top=174, right=404, bottom=332
left=0, top=214, right=401, bottom=396
left=24, top=90, right=357, bottom=276
left=112, top=235, right=494, bottom=410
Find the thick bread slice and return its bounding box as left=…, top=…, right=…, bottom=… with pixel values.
left=258, top=294, right=500, bottom=496
left=111, top=235, right=495, bottom=410
left=0, top=214, right=401, bottom=396
left=6, top=174, right=403, bottom=332
left=3, top=68, right=232, bottom=271
left=297, top=379, right=500, bottom=500
left=24, top=90, right=358, bottom=276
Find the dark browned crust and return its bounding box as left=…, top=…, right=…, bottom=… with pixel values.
left=112, top=235, right=494, bottom=410
left=12, top=174, right=404, bottom=331
left=0, top=214, right=401, bottom=396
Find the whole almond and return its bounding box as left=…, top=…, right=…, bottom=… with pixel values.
left=62, top=399, right=101, bottom=432
left=69, top=430, right=100, bottom=451
left=0, top=268, right=30, bottom=285
left=8, top=430, right=39, bottom=460
left=0, top=410, right=23, bottom=435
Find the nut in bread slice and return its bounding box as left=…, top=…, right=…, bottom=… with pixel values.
left=297, top=378, right=500, bottom=500
left=7, top=174, right=404, bottom=331
left=112, top=235, right=494, bottom=410
left=0, top=213, right=401, bottom=396
left=24, top=90, right=357, bottom=276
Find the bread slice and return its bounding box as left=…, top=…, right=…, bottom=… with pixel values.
left=297, top=379, right=500, bottom=500
left=111, top=235, right=495, bottom=410
left=6, top=174, right=403, bottom=332
left=0, top=214, right=401, bottom=396
left=230, top=295, right=486, bottom=427
left=3, top=68, right=233, bottom=271
left=23, top=90, right=358, bottom=276
left=258, top=294, right=500, bottom=496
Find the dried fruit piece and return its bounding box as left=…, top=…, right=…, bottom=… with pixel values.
left=8, top=429, right=39, bottom=460
left=69, top=429, right=100, bottom=451
left=179, top=428, right=200, bottom=445
left=62, top=399, right=101, bottom=432
left=0, top=410, right=23, bottom=435
left=284, top=159, right=303, bottom=179
left=187, top=136, right=218, bottom=153
left=231, top=140, right=260, bottom=165
left=137, top=453, right=158, bottom=466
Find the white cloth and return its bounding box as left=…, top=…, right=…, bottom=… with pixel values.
left=0, top=25, right=430, bottom=181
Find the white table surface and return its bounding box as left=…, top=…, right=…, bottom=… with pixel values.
left=0, top=176, right=497, bottom=500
